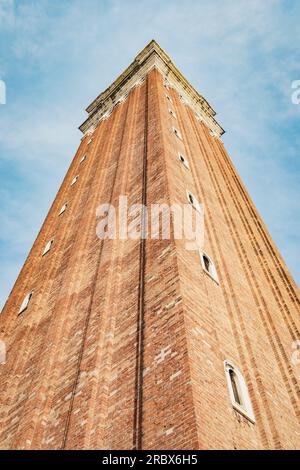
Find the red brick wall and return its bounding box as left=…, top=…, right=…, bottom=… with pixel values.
left=0, top=68, right=299, bottom=449
left=160, top=72, right=300, bottom=449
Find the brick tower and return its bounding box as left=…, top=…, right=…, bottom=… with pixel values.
left=0, top=41, right=299, bottom=450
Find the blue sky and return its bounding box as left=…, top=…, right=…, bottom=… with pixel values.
left=0, top=0, right=299, bottom=309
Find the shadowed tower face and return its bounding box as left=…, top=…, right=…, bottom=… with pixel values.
left=0, top=40, right=299, bottom=450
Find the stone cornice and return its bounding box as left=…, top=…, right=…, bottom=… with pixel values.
left=79, top=40, right=225, bottom=137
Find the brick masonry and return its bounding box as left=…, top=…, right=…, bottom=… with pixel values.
left=0, top=58, right=299, bottom=450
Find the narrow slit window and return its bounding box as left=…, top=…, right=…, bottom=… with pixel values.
left=87, top=138, right=93, bottom=144
left=80, top=154, right=87, bottom=163
left=224, top=360, right=255, bottom=423
left=166, top=94, right=173, bottom=103
left=178, top=153, right=189, bottom=169
left=173, top=127, right=182, bottom=140
left=42, top=239, right=53, bottom=256
left=71, top=175, right=79, bottom=186
left=169, top=109, right=177, bottom=119
left=18, top=291, right=33, bottom=315
left=59, top=203, right=67, bottom=215
left=229, top=369, right=242, bottom=405
left=186, top=190, right=201, bottom=212
left=200, top=251, right=219, bottom=283
left=203, top=254, right=210, bottom=273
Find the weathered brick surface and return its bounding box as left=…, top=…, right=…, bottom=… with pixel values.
left=0, top=67, right=299, bottom=450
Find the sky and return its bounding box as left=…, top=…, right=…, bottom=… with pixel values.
left=0, top=0, right=299, bottom=310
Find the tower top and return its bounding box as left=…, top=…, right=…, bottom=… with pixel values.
left=79, top=39, right=224, bottom=137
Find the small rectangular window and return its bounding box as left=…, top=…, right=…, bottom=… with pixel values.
left=166, top=94, right=173, bottom=103
left=169, top=109, right=177, bottom=119
left=59, top=203, right=67, bottom=215
left=80, top=154, right=87, bottom=163
left=87, top=138, right=93, bottom=144
left=42, top=239, right=53, bottom=256
left=18, top=291, right=33, bottom=315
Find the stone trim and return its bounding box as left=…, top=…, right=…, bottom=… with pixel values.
left=79, top=40, right=225, bottom=138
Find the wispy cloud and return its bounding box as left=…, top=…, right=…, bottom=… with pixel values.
left=0, top=0, right=299, bottom=309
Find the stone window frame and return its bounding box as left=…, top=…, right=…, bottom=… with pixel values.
left=18, top=291, right=33, bottom=315
left=169, top=108, right=177, bottom=119
left=178, top=152, right=190, bottom=170
left=199, top=251, right=219, bottom=284
left=165, top=94, right=173, bottom=104
left=71, top=175, right=79, bottom=186
left=224, top=360, right=255, bottom=423
left=186, top=190, right=201, bottom=213
left=42, top=239, right=54, bottom=256
left=59, top=203, right=68, bottom=215
left=173, top=126, right=183, bottom=140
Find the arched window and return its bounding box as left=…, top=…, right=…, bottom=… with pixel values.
left=172, top=127, right=182, bottom=140
left=203, top=254, right=210, bottom=273
left=71, top=175, right=79, bottom=186
left=200, top=251, right=219, bottom=283
left=178, top=153, right=189, bottom=169
left=229, top=368, right=242, bottom=405
left=42, top=239, right=54, bottom=256
left=59, top=203, right=68, bottom=215
left=186, top=190, right=201, bottom=213
left=18, top=291, right=33, bottom=315
left=224, top=360, right=255, bottom=423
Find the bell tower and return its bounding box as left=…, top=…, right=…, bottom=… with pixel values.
left=0, top=40, right=299, bottom=450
